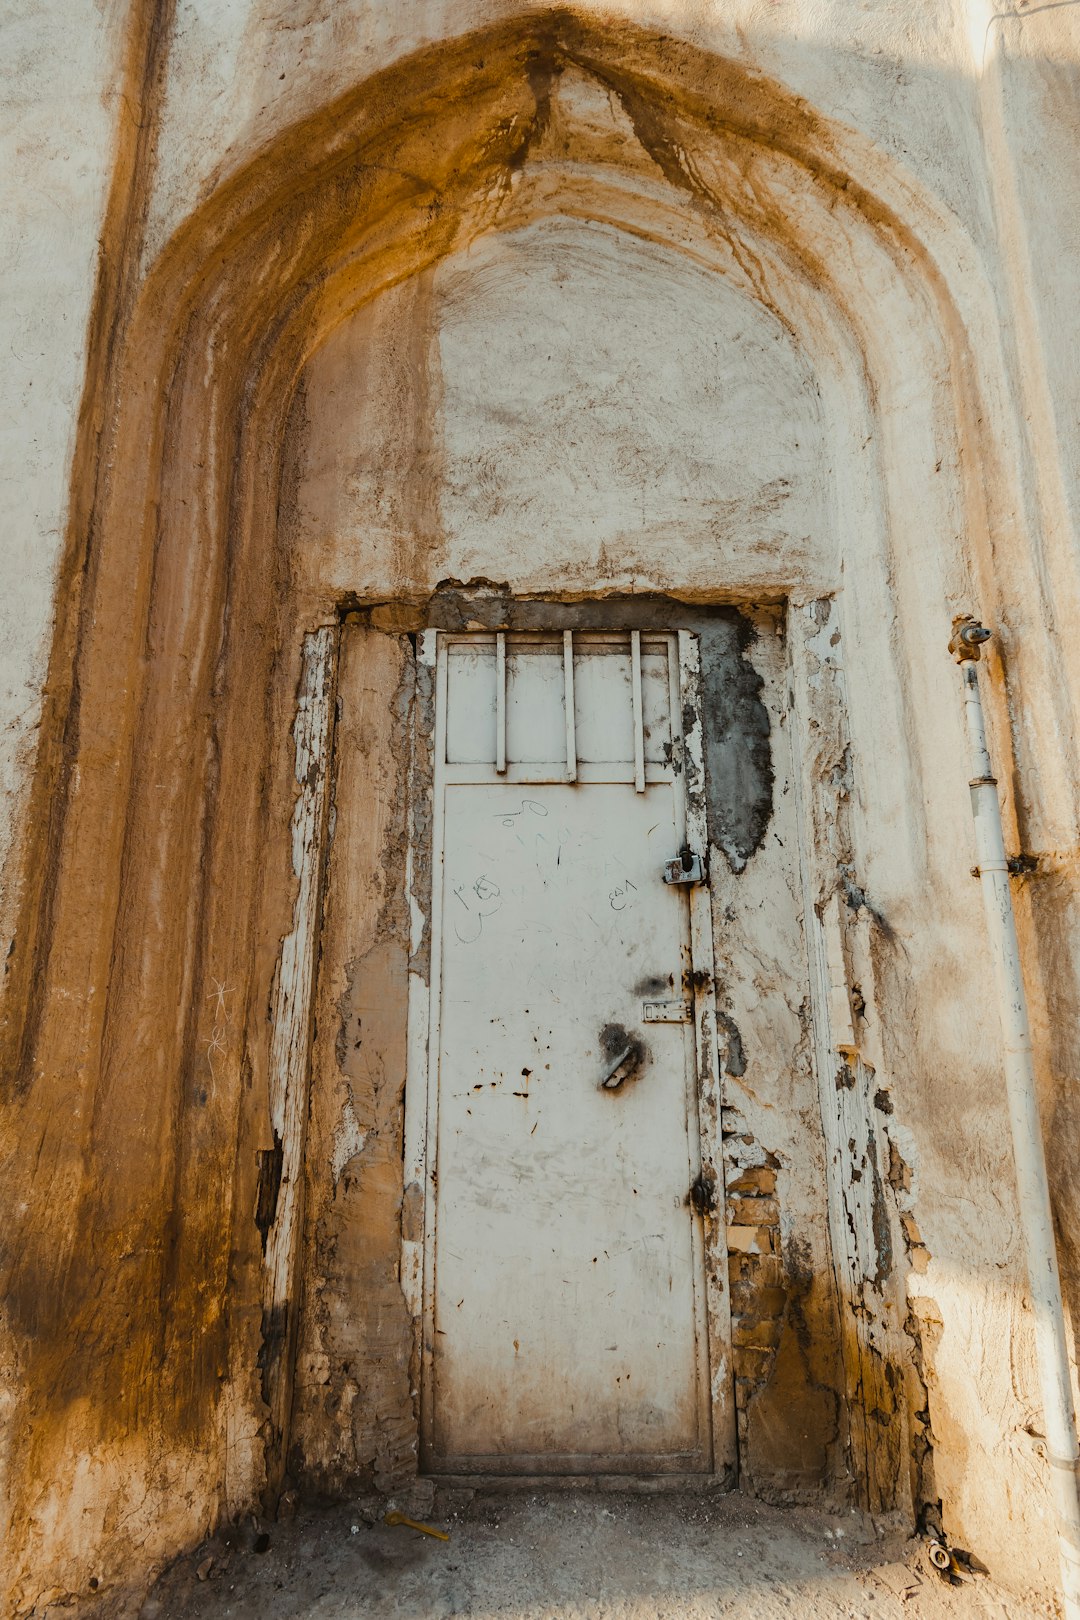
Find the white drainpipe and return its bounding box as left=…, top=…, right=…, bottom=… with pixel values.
left=952, top=617, right=1080, bottom=1617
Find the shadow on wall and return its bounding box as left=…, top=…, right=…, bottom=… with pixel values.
left=1, top=7, right=1079, bottom=1614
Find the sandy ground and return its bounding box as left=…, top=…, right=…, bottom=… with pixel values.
left=139, top=1488, right=1054, bottom=1619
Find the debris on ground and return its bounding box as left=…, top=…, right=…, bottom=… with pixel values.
left=135, top=1489, right=1055, bottom=1620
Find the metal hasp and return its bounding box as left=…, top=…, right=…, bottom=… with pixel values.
left=643, top=999, right=693, bottom=1024
left=952, top=615, right=1080, bottom=1620
left=663, top=846, right=706, bottom=886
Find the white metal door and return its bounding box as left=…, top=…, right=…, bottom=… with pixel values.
left=410, top=631, right=722, bottom=1476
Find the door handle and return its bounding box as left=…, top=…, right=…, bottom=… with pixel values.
left=600, top=1042, right=644, bottom=1091
left=601, top=1046, right=633, bottom=1089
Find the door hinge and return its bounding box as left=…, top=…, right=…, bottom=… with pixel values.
left=663, top=846, right=706, bottom=886
left=688, top=1172, right=718, bottom=1216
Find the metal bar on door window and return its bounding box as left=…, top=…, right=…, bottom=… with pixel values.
left=564, top=630, right=577, bottom=782
left=495, top=632, right=507, bottom=774
left=630, top=630, right=646, bottom=793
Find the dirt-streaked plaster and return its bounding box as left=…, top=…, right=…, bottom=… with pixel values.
left=142, top=0, right=995, bottom=271
left=0, top=0, right=133, bottom=945
left=291, top=214, right=828, bottom=608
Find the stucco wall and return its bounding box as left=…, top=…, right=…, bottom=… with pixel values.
left=0, top=0, right=129, bottom=948
left=2, top=3, right=1080, bottom=1614
left=290, top=214, right=828, bottom=604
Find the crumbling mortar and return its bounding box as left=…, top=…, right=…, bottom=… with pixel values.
left=723, top=1118, right=792, bottom=1465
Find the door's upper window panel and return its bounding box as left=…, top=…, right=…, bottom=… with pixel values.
left=571, top=643, right=635, bottom=765
left=442, top=631, right=674, bottom=773
left=573, top=640, right=672, bottom=766
left=445, top=640, right=498, bottom=763
left=506, top=638, right=567, bottom=764
left=641, top=646, right=674, bottom=766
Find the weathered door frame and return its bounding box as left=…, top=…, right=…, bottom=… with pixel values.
left=264, top=594, right=912, bottom=1511
left=399, top=623, right=737, bottom=1484
left=258, top=624, right=340, bottom=1496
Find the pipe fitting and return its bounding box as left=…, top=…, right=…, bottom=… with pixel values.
left=949, top=615, right=992, bottom=662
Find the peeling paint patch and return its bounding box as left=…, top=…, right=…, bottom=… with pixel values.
left=260, top=626, right=338, bottom=1481
left=330, top=1093, right=368, bottom=1186
left=290, top=629, right=417, bottom=1501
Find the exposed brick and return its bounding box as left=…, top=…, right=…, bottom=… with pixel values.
left=726, top=1194, right=780, bottom=1227
left=733, top=1345, right=774, bottom=1379
left=730, top=1281, right=787, bottom=1317
left=726, top=1167, right=777, bottom=1196
left=726, top=1224, right=772, bottom=1254
left=728, top=1254, right=753, bottom=1285
left=728, top=1281, right=757, bottom=1313
left=728, top=1252, right=784, bottom=1286
left=733, top=1315, right=784, bottom=1350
